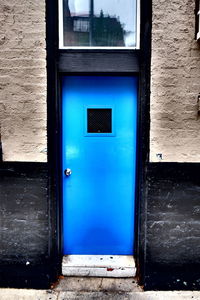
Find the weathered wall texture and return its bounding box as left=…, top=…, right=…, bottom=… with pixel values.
left=145, top=163, right=200, bottom=290
left=0, top=163, right=57, bottom=289
left=0, top=0, right=47, bottom=162
left=150, top=0, right=200, bottom=162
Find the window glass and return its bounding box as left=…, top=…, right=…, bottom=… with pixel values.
left=62, top=0, right=137, bottom=47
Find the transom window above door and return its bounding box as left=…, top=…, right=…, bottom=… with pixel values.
left=59, top=0, right=140, bottom=49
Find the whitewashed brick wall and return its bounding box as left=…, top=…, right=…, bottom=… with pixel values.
left=150, top=0, right=200, bottom=162
left=0, top=0, right=47, bottom=162
left=0, top=0, right=200, bottom=162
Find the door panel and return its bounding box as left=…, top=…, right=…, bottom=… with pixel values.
left=62, top=76, right=138, bottom=255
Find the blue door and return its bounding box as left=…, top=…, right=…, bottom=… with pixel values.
left=62, top=76, right=138, bottom=255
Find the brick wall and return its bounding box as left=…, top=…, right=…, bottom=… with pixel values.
left=150, top=0, right=200, bottom=162
left=1, top=0, right=200, bottom=163
left=0, top=0, right=47, bottom=162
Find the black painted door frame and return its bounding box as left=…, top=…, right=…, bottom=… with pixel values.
left=46, top=0, right=152, bottom=285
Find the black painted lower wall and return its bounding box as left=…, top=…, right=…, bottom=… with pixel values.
left=144, top=163, right=200, bottom=290
left=0, top=163, right=58, bottom=289
left=1, top=162, right=200, bottom=290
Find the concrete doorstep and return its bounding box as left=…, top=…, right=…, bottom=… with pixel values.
left=62, top=255, right=136, bottom=277
left=0, top=278, right=200, bottom=299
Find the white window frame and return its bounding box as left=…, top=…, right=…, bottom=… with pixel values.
left=197, top=1, right=200, bottom=40
left=58, top=0, right=140, bottom=49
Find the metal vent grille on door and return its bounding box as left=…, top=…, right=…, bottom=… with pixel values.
left=87, top=109, right=112, bottom=133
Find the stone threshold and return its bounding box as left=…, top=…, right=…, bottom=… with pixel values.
left=62, top=255, right=136, bottom=277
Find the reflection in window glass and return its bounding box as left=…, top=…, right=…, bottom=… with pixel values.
left=62, top=0, right=137, bottom=47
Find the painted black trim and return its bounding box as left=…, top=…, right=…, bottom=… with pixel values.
left=46, top=0, right=62, bottom=278
left=134, top=0, right=152, bottom=286
left=59, top=50, right=140, bottom=73
left=0, top=141, right=2, bottom=163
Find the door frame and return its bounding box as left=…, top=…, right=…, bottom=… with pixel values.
left=46, top=0, right=152, bottom=285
